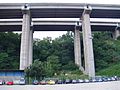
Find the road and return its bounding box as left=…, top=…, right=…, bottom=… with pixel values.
left=0, top=81, right=120, bottom=90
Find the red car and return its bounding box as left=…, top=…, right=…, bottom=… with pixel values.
left=6, top=81, right=13, bottom=85
left=39, top=80, right=47, bottom=85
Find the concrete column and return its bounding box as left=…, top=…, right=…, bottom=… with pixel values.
left=20, top=5, right=31, bottom=70
left=74, top=27, right=82, bottom=67
left=81, top=6, right=95, bottom=78
left=28, top=23, right=33, bottom=66
left=112, top=27, right=120, bottom=40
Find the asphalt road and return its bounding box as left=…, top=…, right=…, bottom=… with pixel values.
left=0, top=81, right=120, bottom=90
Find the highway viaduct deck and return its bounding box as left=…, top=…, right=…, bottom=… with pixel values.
left=1, top=3, right=120, bottom=78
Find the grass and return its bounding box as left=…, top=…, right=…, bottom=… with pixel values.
left=53, top=70, right=88, bottom=80
left=97, top=63, right=120, bottom=77
left=96, top=39, right=120, bottom=77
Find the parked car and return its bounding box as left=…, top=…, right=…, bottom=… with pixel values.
left=90, top=78, right=97, bottom=82
left=114, top=76, right=118, bottom=80
left=110, top=77, right=116, bottom=81
left=0, top=80, right=4, bottom=85
left=102, top=77, right=108, bottom=82
left=84, top=79, right=89, bottom=83
left=117, top=77, right=120, bottom=80
left=47, top=80, right=55, bottom=85
left=77, top=79, right=84, bottom=83
left=65, top=79, right=72, bottom=84
left=56, top=80, right=63, bottom=84
left=13, top=80, right=20, bottom=85
left=44, top=78, right=58, bottom=84
left=39, top=80, right=47, bottom=85
left=19, top=78, right=25, bottom=85
left=107, top=77, right=112, bottom=81
left=72, top=79, right=78, bottom=84
left=97, top=78, right=103, bottom=82
left=90, top=78, right=103, bottom=82
left=0, top=80, right=3, bottom=85
left=33, top=80, right=39, bottom=85
left=6, top=80, right=13, bottom=85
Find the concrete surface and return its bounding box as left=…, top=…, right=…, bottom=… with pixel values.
left=0, top=81, right=120, bottom=90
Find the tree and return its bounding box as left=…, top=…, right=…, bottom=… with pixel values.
left=33, top=31, right=75, bottom=72
left=25, top=60, right=45, bottom=80
left=93, top=32, right=120, bottom=71
left=52, top=31, right=74, bottom=67
left=33, top=37, right=52, bottom=62
left=0, top=32, right=20, bottom=69
left=45, top=55, right=61, bottom=76
left=62, top=61, right=78, bottom=71
left=0, top=53, right=9, bottom=69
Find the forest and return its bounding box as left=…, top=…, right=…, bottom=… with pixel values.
left=0, top=31, right=120, bottom=79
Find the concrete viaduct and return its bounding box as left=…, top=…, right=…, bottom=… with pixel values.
left=0, top=3, right=120, bottom=78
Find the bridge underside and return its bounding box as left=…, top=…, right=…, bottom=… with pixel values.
left=1, top=3, right=120, bottom=18
left=0, top=25, right=117, bottom=32
left=1, top=3, right=120, bottom=78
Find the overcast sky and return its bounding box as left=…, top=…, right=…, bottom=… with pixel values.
left=1, top=0, right=120, bottom=4
left=2, top=0, right=120, bottom=39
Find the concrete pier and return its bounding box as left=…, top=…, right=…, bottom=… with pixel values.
left=28, top=25, right=33, bottom=66
left=74, top=28, right=81, bottom=67
left=112, top=26, right=120, bottom=40
left=20, top=6, right=31, bottom=70
left=81, top=6, right=95, bottom=78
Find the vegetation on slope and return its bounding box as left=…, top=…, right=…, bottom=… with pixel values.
left=0, top=31, right=120, bottom=79
left=97, top=63, right=120, bottom=77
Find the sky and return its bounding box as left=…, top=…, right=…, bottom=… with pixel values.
left=1, top=0, right=120, bottom=4
left=2, top=0, right=120, bottom=39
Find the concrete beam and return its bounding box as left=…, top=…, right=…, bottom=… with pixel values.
left=0, top=18, right=119, bottom=26
left=81, top=6, right=95, bottom=78
left=20, top=5, right=31, bottom=70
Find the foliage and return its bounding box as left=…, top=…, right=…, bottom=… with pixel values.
left=53, top=71, right=87, bottom=80
left=0, top=32, right=20, bottom=69
left=97, top=63, right=120, bottom=77
left=62, top=61, right=79, bottom=71
left=44, top=55, right=61, bottom=77
left=33, top=31, right=76, bottom=72
left=25, top=55, right=62, bottom=79
left=33, top=37, right=52, bottom=62
left=25, top=60, right=45, bottom=80
left=1, top=31, right=120, bottom=78
left=93, top=32, right=120, bottom=71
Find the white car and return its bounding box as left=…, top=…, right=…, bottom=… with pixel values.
left=78, top=79, right=84, bottom=83
left=19, top=78, right=25, bottom=85
left=13, top=80, right=20, bottom=85
left=84, top=79, right=89, bottom=83
left=0, top=80, right=3, bottom=85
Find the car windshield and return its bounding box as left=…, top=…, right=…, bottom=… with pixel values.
left=34, top=80, right=38, bottom=82
left=20, top=79, right=25, bottom=81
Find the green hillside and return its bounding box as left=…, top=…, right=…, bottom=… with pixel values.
left=0, top=32, right=120, bottom=79
left=97, top=63, right=120, bottom=77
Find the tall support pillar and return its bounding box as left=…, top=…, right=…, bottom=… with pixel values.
left=112, top=25, right=120, bottom=40
left=20, top=5, right=31, bottom=70
left=28, top=22, right=33, bottom=66
left=74, top=26, right=81, bottom=67
left=81, top=6, right=95, bottom=78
